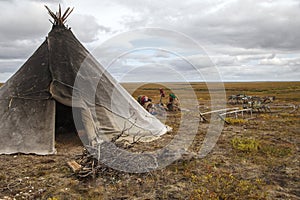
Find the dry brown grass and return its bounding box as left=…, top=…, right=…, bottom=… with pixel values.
left=122, top=81, right=300, bottom=102
left=0, top=82, right=299, bottom=199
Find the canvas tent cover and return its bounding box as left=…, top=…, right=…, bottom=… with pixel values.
left=0, top=26, right=168, bottom=155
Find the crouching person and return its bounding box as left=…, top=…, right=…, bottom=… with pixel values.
left=167, top=93, right=180, bottom=111
left=137, top=95, right=153, bottom=112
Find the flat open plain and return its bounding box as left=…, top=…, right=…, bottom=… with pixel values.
left=0, top=82, right=299, bottom=199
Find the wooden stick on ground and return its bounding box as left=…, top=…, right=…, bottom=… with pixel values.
left=67, top=160, right=82, bottom=173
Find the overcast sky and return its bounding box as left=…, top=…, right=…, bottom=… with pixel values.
left=0, top=0, right=299, bottom=82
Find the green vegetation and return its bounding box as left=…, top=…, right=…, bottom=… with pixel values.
left=232, top=137, right=293, bottom=157
left=226, top=118, right=247, bottom=125
left=232, top=137, right=260, bottom=153
left=190, top=172, right=266, bottom=200
left=260, top=144, right=292, bottom=157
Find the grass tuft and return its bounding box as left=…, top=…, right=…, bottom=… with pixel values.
left=226, top=118, right=247, bottom=125
left=231, top=137, right=260, bottom=153
left=190, top=172, right=266, bottom=199
left=260, top=144, right=292, bottom=157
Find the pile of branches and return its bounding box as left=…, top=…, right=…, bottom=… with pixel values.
left=72, top=148, right=118, bottom=180
left=69, top=143, right=197, bottom=180
left=70, top=144, right=158, bottom=180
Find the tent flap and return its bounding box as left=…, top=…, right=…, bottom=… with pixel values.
left=0, top=99, right=56, bottom=155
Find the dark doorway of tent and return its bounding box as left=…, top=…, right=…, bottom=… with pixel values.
left=55, top=101, right=86, bottom=148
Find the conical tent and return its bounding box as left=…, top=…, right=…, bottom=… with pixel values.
left=0, top=7, right=168, bottom=155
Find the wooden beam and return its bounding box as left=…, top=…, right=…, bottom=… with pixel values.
left=219, top=108, right=252, bottom=116
left=63, top=7, right=74, bottom=22
left=218, top=114, right=230, bottom=124
left=61, top=7, right=71, bottom=21
left=45, top=4, right=74, bottom=26
left=201, top=107, right=239, bottom=115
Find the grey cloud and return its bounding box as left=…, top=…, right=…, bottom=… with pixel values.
left=0, top=0, right=111, bottom=83
left=0, top=39, right=42, bottom=59
left=1, top=0, right=300, bottom=82
left=105, top=51, right=221, bottom=82
left=0, top=60, right=24, bottom=73
left=218, top=65, right=275, bottom=81
left=260, top=55, right=300, bottom=66
left=69, top=14, right=111, bottom=43
left=0, top=60, right=24, bottom=82
left=218, top=62, right=300, bottom=81
left=236, top=54, right=274, bottom=63
left=154, top=50, right=171, bottom=58
left=211, top=55, right=238, bottom=66
left=0, top=1, right=53, bottom=62
left=116, top=63, right=189, bottom=82
left=204, top=44, right=272, bottom=57
left=0, top=72, right=13, bottom=82
left=91, top=28, right=210, bottom=69
left=0, top=4, right=49, bottom=42
left=0, top=1, right=108, bottom=65
left=113, top=0, right=300, bottom=51
left=260, top=57, right=288, bottom=66
left=196, top=1, right=300, bottom=51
